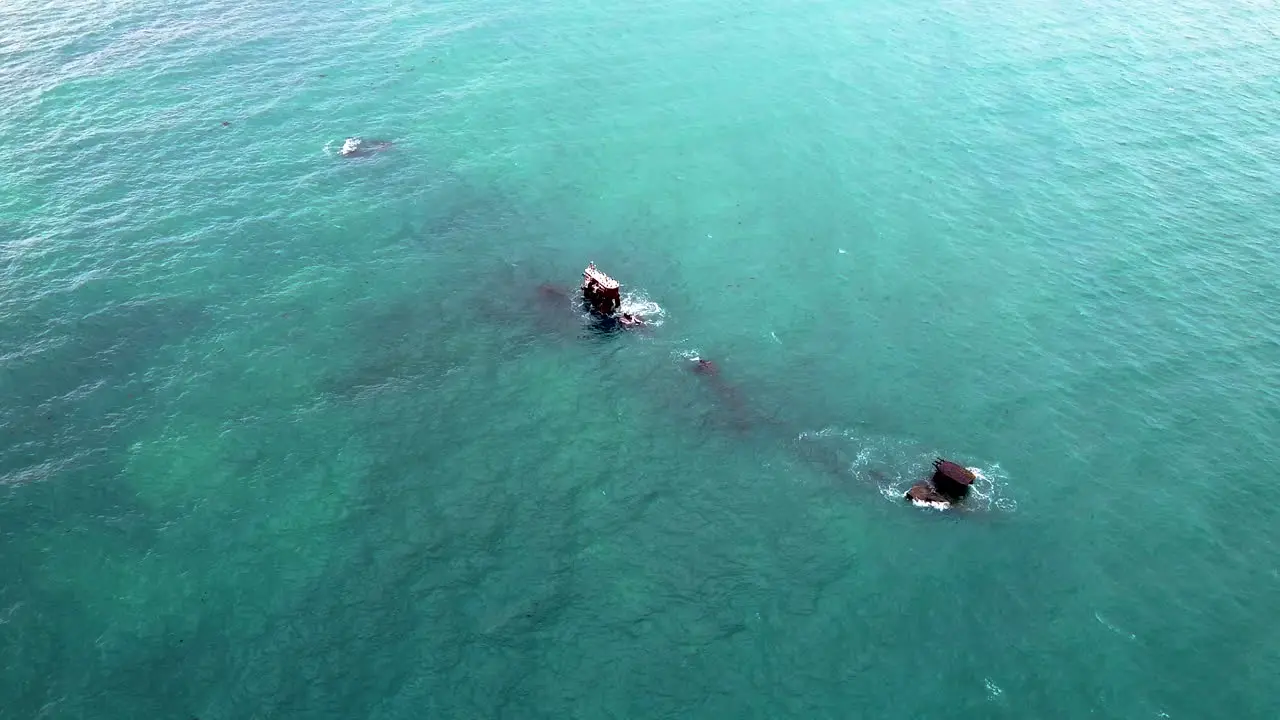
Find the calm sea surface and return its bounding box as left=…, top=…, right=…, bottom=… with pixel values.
left=2, top=0, right=1278, bottom=717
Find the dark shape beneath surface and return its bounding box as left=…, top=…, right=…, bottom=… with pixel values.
left=339, top=137, right=394, bottom=158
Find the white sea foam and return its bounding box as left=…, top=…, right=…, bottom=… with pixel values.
left=619, top=290, right=665, bottom=327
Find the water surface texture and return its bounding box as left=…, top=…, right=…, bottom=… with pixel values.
left=3, top=0, right=1279, bottom=717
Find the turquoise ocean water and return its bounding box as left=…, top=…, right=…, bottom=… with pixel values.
left=3, top=0, right=1279, bottom=716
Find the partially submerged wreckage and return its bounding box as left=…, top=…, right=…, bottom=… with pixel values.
left=562, top=262, right=983, bottom=513
left=904, top=458, right=977, bottom=509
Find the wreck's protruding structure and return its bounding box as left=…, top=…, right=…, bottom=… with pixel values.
left=581, top=262, right=621, bottom=316
left=904, top=458, right=976, bottom=508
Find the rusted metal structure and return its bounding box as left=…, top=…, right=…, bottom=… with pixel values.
left=581, top=262, right=622, bottom=316
left=930, top=458, right=975, bottom=499
left=904, top=458, right=976, bottom=507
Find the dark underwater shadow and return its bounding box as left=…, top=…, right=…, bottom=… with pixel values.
left=0, top=295, right=211, bottom=496
left=0, top=294, right=212, bottom=535
left=0, top=295, right=216, bottom=717
left=315, top=258, right=543, bottom=406
left=393, top=168, right=557, bottom=257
